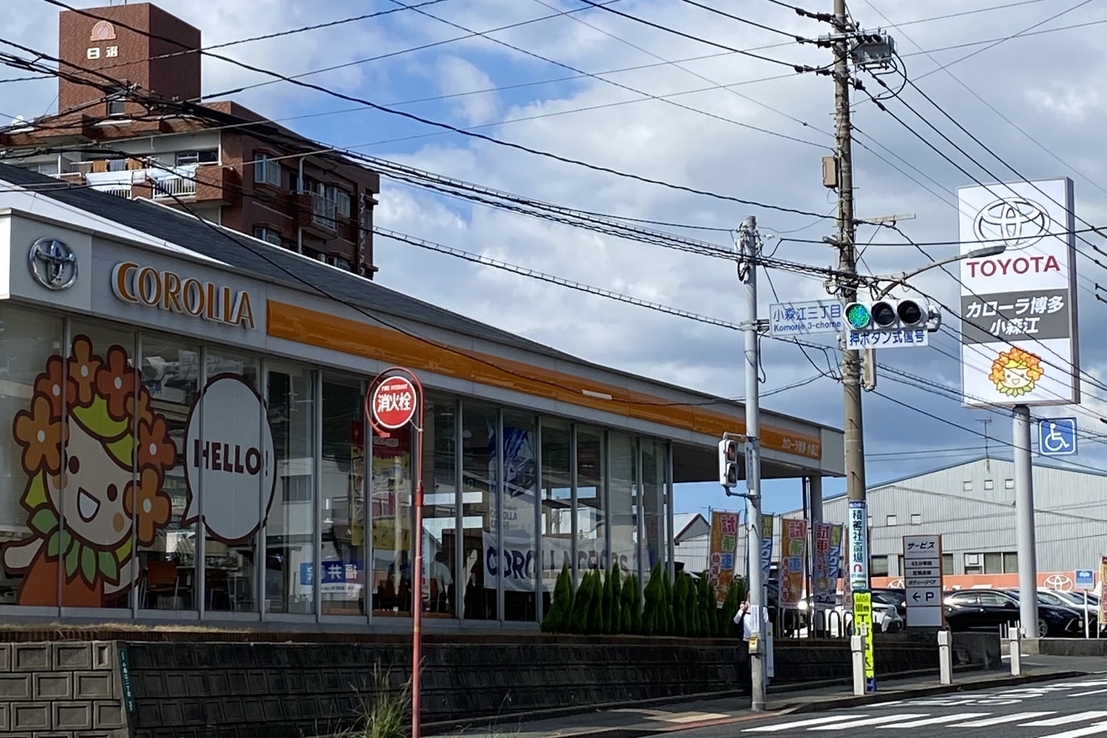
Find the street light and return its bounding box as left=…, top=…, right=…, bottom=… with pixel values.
left=874, top=244, right=1007, bottom=299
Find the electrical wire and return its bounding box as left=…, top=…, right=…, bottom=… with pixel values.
left=679, top=0, right=816, bottom=43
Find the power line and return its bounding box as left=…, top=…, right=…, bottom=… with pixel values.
left=18, top=7, right=840, bottom=222
left=680, top=0, right=815, bottom=42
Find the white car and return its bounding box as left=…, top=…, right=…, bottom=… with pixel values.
left=800, top=594, right=904, bottom=635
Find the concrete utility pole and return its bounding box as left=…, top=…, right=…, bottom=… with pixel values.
left=1013, top=406, right=1039, bottom=637
left=832, top=0, right=868, bottom=583
left=738, top=215, right=766, bottom=712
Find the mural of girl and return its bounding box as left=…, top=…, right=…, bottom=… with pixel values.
left=3, top=336, right=176, bottom=607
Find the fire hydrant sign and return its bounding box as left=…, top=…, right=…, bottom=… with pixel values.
left=371, top=376, right=418, bottom=429
left=903, top=534, right=944, bottom=628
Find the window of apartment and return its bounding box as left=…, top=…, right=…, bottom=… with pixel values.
left=1004, top=479, right=1014, bottom=490
left=910, top=513, right=922, bottom=525
left=984, top=479, right=994, bottom=490
left=106, top=94, right=126, bottom=117
left=33, top=162, right=59, bottom=176
left=253, top=153, right=282, bottom=187
left=871, top=556, right=889, bottom=577
left=253, top=227, right=281, bottom=246
left=335, top=189, right=351, bottom=218
left=942, top=553, right=954, bottom=575
left=886, top=514, right=897, bottom=526
left=175, top=150, right=218, bottom=166
left=964, top=553, right=982, bottom=575
left=1003, top=552, right=1019, bottom=573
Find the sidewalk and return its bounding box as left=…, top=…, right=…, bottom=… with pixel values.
left=430, top=655, right=1104, bottom=738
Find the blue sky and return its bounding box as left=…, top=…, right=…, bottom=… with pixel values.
left=5, top=0, right=1107, bottom=514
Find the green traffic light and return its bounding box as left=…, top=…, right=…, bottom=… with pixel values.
left=846, top=303, right=872, bottom=329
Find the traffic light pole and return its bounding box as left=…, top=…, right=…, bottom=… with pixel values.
left=738, top=215, right=766, bottom=712
left=832, top=0, right=868, bottom=589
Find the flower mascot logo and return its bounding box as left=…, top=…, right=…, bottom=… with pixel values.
left=3, top=336, right=176, bottom=606
left=989, top=347, right=1044, bottom=399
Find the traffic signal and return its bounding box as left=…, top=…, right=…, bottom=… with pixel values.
left=718, top=438, right=741, bottom=489
left=844, top=298, right=928, bottom=332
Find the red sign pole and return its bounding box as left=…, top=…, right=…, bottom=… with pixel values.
left=367, top=367, right=424, bottom=738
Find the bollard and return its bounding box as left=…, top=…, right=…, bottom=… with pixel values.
left=1009, top=627, right=1022, bottom=676
left=938, top=630, right=953, bottom=685
left=850, top=634, right=865, bottom=696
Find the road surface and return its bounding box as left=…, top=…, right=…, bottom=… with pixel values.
left=680, top=676, right=1107, bottom=738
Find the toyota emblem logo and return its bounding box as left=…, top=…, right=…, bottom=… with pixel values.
left=1043, top=573, right=1073, bottom=591
left=28, top=237, right=78, bottom=291
left=973, top=197, right=1052, bottom=252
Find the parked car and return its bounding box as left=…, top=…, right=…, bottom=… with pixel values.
left=872, top=588, right=907, bottom=621
left=1043, top=589, right=1103, bottom=633
left=943, top=589, right=1083, bottom=637
left=1003, top=589, right=1093, bottom=636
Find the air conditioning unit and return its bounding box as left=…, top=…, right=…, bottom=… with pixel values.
left=964, top=554, right=980, bottom=566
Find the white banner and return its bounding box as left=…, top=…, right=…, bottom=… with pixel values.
left=482, top=532, right=638, bottom=592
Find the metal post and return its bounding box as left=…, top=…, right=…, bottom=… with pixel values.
left=938, top=630, right=952, bottom=685
left=739, top=216, right=766, bottom=711
left=1013, top=405, right=1038, bottom=639
left=850, top=635, right=865, bottom=695
left=833, top=0, right=868, bottom=591
left=1009, top=627, right=1022, bottom=676
left=412, top=410, right=426, bottom=738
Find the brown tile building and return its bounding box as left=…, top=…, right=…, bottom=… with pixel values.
left=2, top=2, right=381, bottom=277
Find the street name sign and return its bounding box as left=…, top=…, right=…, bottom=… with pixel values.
left=769, top=300, right=845, bottom=337
left=903, top=534, right=944, bottom=628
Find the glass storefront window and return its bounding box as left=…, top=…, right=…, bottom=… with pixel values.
left=202, top=351, right=260, bottom=613
left=641, top=439, right=665, bottom=581
left=540, top=420, right=571, bottom=612
left=576, top=426, right=606, bottom=577
left=371, top=420, right=413, bottom=617
left=266, top=364, right=315, bottom=615
left=0, top=307, right=64, bottom=607
left=421, top=395, right=457, bottom=618
left=609, top=432, right=638, bottom=581
left=461, top=402, right=497, bottom=621
left=320, top=377, right=366, bottom=616
left=501, top=410, right=537, bottom=622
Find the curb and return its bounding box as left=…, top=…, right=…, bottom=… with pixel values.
left=774, top=670, right=1090, bottom=715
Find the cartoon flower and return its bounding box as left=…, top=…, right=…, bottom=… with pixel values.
left=132, top=386, right=155, bottom=428
left=13, top=395, right=64, bottom=475
left=68, top=336, right=102, bottom=408
left=989, top=347, right=1044, bottom=398
left=32, top=355, right=67, bottom=419
left=96, top=346, right=137, bottom=421
left=124, top=467, right=171, bottom=546
left=137, top=416, right=176, bottom=472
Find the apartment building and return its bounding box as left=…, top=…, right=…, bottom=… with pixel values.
left=0, top=2, right=381, bottom=277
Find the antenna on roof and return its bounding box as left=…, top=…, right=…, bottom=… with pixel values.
left=979, top=419, right=992, bottom=471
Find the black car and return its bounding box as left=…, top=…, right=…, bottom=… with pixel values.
left=872, top=588, right=907, bottom=621
left=943, top=588, right=1084, bottom=637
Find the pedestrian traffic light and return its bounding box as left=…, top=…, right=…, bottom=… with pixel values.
left=718, top=438, right=741, bottom=489
left=844, top=298, right=928, bottom=331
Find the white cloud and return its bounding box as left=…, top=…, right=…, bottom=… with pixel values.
left=434, top=55, right=500, bottom=125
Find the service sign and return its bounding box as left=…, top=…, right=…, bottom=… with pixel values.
left=958, top=179, right=1080, bottom=407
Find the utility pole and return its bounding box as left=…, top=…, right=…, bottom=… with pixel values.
left=1013, top=406, right=1039, bottom=637
left=832, top=0, right=868, bottom=590
left=738, top=215, right=766, bottom=711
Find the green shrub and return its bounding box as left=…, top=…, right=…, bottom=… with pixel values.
left=623, top=573, right=642, bottom=634
left=697, top=572, right=716, bottom=637
left=606, top=563, right=622, bottom=635
left=661, top=566, right=675, bottom=636
left=586, top=570, right=605, bottom=634
left=673, top=573, right=689, bottom=637
left=570, top=569, right=594, bottom=634
left=541, top=563, right=574, bottom=633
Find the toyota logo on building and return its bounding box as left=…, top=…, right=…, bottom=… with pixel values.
left=1043, top=573, right=1073, bottom=591
left=973, top=197, right=1051, bottom=252
left=28, top=237, right=78, bottom=291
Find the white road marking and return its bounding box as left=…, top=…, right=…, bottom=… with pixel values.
left=954, top=711, right=1056, bottom=726
left=649, top=712, right=730, bottom=724
left=742, top=716, right=868, bottom=732
left=1039, top=723, right=1107, bottom=738
left=1022, top=712, right=1107, bottom=727
left=1071, top=688, right=1107, bottom=698
left=807, top=714, right=928, bottom=731
left=876, top=713, right=991, bottom=728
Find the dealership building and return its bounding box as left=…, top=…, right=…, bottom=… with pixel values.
left=0, top=164, right=842, bottom=628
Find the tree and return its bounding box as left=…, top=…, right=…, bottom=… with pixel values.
left=673, top=573, right=689, bottom=637
left=661, top=566, right=676, bottom=636
left=606, top=563, right=622, bottom=635
left=697, top=573, right=716, bottom=637
left=722, top=578, right=746, bottom=638
left=641, top=567, right=663, bottom=636
left=587, top=570, right=605, bottom=635
left=622, top=573, right=642, bottom=635
left=570, top=569, right=594, bottom=634
left=542, top=563, right=574, bottom=633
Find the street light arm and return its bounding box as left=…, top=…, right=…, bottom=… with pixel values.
left=874, top=245, right=1005, bottom=299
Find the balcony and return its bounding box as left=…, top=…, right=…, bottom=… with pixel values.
left=82, top=163, right=239, bottom=207
left=152, top=172, right=197, bottom=199
left=312, top=192, right=337, bottom=231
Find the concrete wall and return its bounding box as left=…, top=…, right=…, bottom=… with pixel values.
left=0, top=641, right=126, bottom=737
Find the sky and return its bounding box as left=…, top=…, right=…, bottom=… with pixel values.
left=3, top=0, right=1107, bottom=519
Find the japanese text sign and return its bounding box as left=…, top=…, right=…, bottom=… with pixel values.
left=812, top=522, right=844, bottom=610
left=708, top=510, right=741, bottom=606
left=848, top=501, right=868, bottom=593
left=778, top=518, right=807, bottom=607
left=371, top=376, right=418, bottom=429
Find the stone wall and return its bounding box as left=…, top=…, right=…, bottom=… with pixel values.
left=0, top=641, right=127, bottom=737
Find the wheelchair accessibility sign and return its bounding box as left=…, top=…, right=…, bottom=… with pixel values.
left=1039, top=417, right=1078, bottom=457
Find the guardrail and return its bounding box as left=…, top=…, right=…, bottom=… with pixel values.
left=153, top=175, right=197, bottom=199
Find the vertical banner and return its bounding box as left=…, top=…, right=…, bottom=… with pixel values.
left=852, top=590, right=876, bottom=687
left=1100, top=556, right=1107, bottom=624
left=708, top=510, right=741, bottom=605
left=812, top=523, right=844, bottom=609
left=779, top=518, right=808, bottom=607
left=760, top=514, right=774, bottom=585
left=848, top=501, right=868, bottom=593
